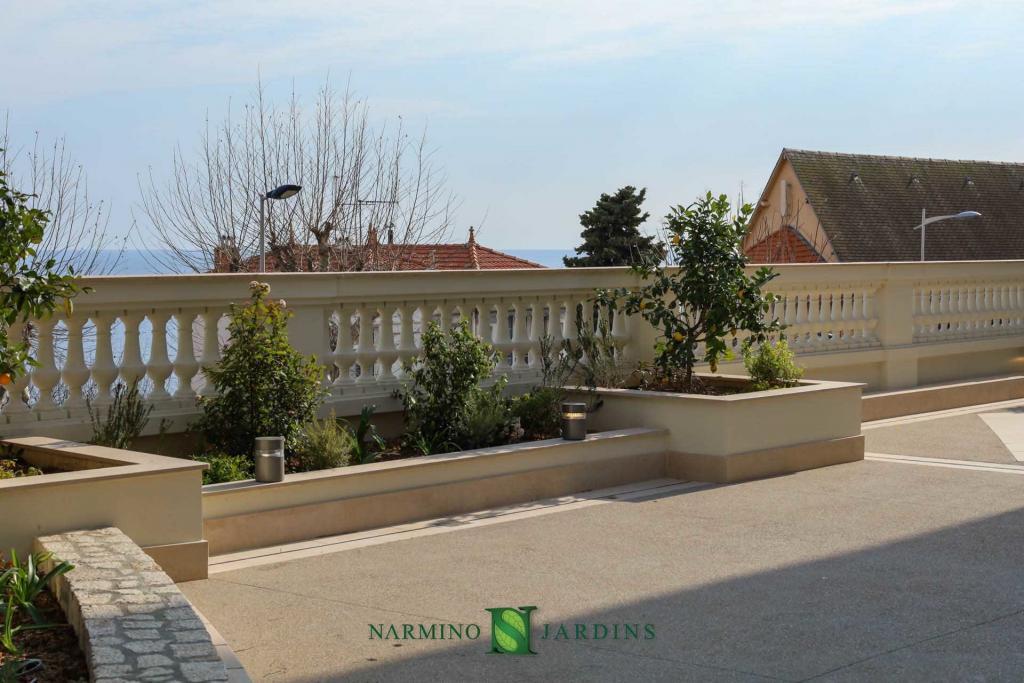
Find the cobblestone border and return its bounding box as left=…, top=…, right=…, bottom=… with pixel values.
left=35, top=527, right=229, bottom=682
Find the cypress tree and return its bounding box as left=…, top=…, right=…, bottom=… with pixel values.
left=564, top=186, right=662, bottom=267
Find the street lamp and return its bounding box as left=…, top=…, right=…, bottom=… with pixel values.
left=260, top=184, right=302, bottom=272
left=913, top=209, right=981, bottom=261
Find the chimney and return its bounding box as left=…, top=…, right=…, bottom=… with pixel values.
left=387, top=224, right=395, bottom=245
left=213, top=234, right=240, bottom=273
left=467, top=227, right=480, bottom=270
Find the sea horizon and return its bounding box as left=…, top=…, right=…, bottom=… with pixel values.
left=102, top=248, right=575, bottom=275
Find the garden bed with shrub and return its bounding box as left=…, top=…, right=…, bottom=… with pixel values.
left=167, top=282, right=576, bottom=485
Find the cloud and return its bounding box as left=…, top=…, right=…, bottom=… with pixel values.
left=5, top=0, right=963, bottom=104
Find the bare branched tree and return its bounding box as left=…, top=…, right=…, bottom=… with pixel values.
left=1, top=114, right=124, bottom=275
left=137, top=77, right=458, bottom=273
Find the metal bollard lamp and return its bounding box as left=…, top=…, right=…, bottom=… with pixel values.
left=254, top=436, right=285, bottom=482
left=560, top=402, right=588, bottom=441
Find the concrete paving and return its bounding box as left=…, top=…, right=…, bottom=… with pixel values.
left=183, top=457, right=1024, bottom=682
left=865, top=406, right=1023, bottom=464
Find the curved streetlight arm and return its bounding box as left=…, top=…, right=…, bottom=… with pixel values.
left=914, top=211, right=982, bottom=229
left=915, top=209, right=981, bottom=261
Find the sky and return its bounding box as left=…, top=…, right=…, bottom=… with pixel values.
left=3, top=0, right=1024, bottom=250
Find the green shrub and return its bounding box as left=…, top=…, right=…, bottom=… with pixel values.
left=743, top=338, right=803, bottom=391
left=349, top=405, right=387, bottom=465
left=460, top=379, right=518, bottom=450
left=195, top=282, right=325, bottom=457
left=87, top=379, right=153, bottom=449
left=597, top=192, right=781, bottom=391
left=0, top=164, right=83, bottom=383
left=193, top=452, right=252, bottom=484
left=293, top=412, right=356, bottom=472
left=511, top=387, right=564, bottom=439
left=400, top=320, right=502, bottom=454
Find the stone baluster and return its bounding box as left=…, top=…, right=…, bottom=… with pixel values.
left=119, top=312, right=146, bottom=388
left=146, top=311, right=173, bottom=400
left=355, top=305, right=375, bottom=384
left=395, top=304, right=417, bottom=379
left=436, top=303, right=451, bottom=333
left=511, top=301, right=530, bottom=370
left=527, top=299, right=546, bottom=371
left=173, top=311, right=199, bottom=399
left=791, top=292, right=806, bottom=349
left=839, top=288, right=856, bottom=344
left=4, top=321, right=31, bottom=416
left=197, top=310, right=222, bottom=396
left=334, top=305, right=357, bottom=387
left=781, top=292, right=796, bottom=345
left=89, top=314, right=117, bottom=403
left=493, top=301, right=513, bottom=370
left=32, top=317, right=60, bottom=410
left=377, top=304, right=398, bottom=381
left=952, top=286, right=964, bottom=336
left=548, top=299, right=564, bottom=346
left=61, top=315, right=90, bottom=408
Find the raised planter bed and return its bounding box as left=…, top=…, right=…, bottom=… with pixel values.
left=201, top=428, right=669, bottom=556
left=577, top=374, right=865, bottom=483
left=0, top=438, right=209, bottom=581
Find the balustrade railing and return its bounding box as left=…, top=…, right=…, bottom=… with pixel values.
left=2, top=262, right=1023, bottom=431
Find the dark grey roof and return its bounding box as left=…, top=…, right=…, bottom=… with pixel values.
left=784, top=149, right=1024, bottom=261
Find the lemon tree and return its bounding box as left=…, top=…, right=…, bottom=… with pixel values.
left=0, top=160, right=82, bottom=386
left=597, top=192, right=780, bottom=391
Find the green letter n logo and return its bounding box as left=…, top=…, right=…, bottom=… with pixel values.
left=486, top=606, right=537, bottom=655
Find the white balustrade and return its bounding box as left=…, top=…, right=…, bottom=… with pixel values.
left=4, top=262, right=1024, bottom=433
left=915, top=280, right=1024, bottom=341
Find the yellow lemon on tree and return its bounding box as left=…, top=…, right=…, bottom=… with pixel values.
left=672, top=331, right=684, bottom=342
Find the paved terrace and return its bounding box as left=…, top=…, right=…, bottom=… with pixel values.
left=183, top=400, right=1024, bottom=682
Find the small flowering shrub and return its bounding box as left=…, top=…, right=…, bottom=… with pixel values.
left=743, top=338, right=803, bottom=391
left=195, top=281, right=325, bottom=457
left=598, top=192, right=782, bottom=392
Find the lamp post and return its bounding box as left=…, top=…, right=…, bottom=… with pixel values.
left=913, top=209, right=981, bottom=261
left=260, top=184, right=302, bottom=272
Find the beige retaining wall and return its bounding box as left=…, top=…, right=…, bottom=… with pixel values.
left=202, top=428, right=669, bottom=555
left=0, top=438, right=208, bottom=581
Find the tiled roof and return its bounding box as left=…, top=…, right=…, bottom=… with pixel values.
left=222, top=233, right=544, bottom=273
left=746, top=225, right=825, bottom=264
left=784, top=149, right=1024, bottom=261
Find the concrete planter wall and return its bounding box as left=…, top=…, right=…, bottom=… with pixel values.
left=0, top=437, right=209, bottom=581
left=201, top=428, right=669, bottom=556
left=577, top=374, right=865, bottom=483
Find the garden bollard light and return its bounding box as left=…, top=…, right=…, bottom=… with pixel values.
left=254, top=436, right=285, bottom=482
left=561, top=402, right=588, bottom=441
